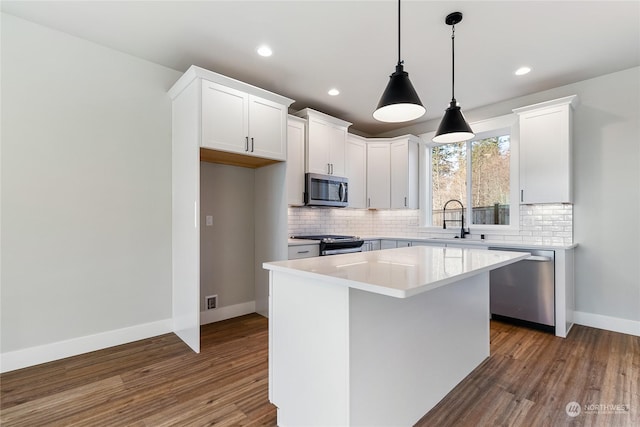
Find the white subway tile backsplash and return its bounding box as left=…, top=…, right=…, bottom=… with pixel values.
left=288, top=203, right=573, bottom=246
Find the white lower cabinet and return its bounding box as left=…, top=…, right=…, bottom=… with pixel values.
left=362, top=240, right=381, bottom=252
left=412, top=240, right=445, bottom=247
left=288, top=244, right=320, bottom=260
left=446, top=243, right=488, bottom=250
left=380, top=240, right=397, bottom=250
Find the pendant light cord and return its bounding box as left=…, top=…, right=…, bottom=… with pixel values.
left=451, top=24, right=456, bottom=101
left=397, top=0, right=402, bottom=65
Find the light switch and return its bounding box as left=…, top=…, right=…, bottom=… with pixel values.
left=206, top=215, right=213, bottom=226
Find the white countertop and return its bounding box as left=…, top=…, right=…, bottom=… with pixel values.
left=264, top=246, right=528, bottom=298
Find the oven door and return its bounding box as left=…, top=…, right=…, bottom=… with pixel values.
left=322, top=247, right=363, bottom=256
left=320, top=239, right=364, bottom=256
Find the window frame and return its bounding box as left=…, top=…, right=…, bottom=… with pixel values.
left=418, top=113, right=520, bottom=234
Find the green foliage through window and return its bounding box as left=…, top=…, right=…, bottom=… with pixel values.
left=432, top=135, right=510, bottom=227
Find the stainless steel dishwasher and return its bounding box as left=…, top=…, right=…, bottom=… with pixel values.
left=489, top=247, right=555, bottom=329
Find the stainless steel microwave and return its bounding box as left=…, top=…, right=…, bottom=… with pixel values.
left=305, top=173, right=348, bottom=207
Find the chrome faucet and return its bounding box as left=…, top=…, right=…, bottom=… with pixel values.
left=442, top=199, right=469, bottom=239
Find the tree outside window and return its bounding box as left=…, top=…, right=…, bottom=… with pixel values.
left=432, top=135, right=511, bottom=228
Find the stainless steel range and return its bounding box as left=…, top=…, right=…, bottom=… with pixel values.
left=291, top=234, right=364, bottom=256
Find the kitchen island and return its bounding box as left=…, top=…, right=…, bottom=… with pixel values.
left=263, top=246, right=528, bottom=426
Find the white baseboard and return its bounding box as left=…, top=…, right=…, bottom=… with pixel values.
left=200, top=301, right=256, bottom=325
left=574, top=311, right=640, bottom=337
left=0, top=318, right=173, bottom=373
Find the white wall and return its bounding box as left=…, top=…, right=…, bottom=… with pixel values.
left=382, top=67, right=640, bottom=328
left=1, top=14, right=181, bottom=367
left=200, top=162, right=255, bottom=310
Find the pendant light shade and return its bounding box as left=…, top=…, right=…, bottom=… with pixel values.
left=433, top=12, right=474, bottom=144
left=433, top=100, right=474, bottom=143
left=374, top=64, right=425, bottom=122
left=373, top=0, right=425, bottom=123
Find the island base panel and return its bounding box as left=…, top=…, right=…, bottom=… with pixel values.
left=269, top=270, right=490, bottom=426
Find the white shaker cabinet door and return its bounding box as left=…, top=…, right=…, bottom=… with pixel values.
left=287, top=116, right=306, bottom=206
left=345, top=135, right=367, bottom=209
left=390, top=138, right=419, bottom=209
left=201, top=81, right=248, bottom=153
left=306, top=118, right=333, bottom=175
left=515, top=95, right=576, bottom=204
left=249, top=95, right=287, bottom=160
left=328, top=124, right=347, bottom=176
left=367, top=143, right=391, bottom=209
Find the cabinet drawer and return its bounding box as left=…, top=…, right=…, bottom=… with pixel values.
left=288, top=244, right=320, bottom=259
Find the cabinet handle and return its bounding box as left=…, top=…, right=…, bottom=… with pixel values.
left=404, top=196, right=407, bottom=207
left=368, top=198, right=371, bottom=208
left=245, top=136, right=249, bottom=152
left=521, top=189, right=524, bottom=202
left=297, top=250, right=310, bottom=254
left=251, top=137, right=255, bottom=152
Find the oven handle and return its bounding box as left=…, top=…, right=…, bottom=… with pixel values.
left=322, top=247, right=363, bottom=256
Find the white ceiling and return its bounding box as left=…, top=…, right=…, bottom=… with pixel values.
left=2, top=1, right=639, bottom=135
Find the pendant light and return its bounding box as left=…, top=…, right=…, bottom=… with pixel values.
left=373, top=0, right=425, bottom=123
left=433, top=12, right=475, bottom=143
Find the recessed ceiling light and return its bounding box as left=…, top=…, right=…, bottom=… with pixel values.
left=515, top=66, right=531, bottom=76
left=256, top=45, right=273, bottom=57
left=328, top=88, right=340, bottom=96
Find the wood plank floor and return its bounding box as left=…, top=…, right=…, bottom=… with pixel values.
left=1, top=314, right=638, bottom=426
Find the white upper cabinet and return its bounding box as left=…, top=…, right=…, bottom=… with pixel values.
left=294, top=108, right=351, bottom=176
left=345, top=134, right=367, bottom=209
left=287, top=116, right=306, bottom=206
left=514, top=95, right=577, bottom=204
left=249, top=95, right=289, bottom=159
left=201, top=82, right=248, bottom=153
left=168, top=66, right=293, bottom=165
left=367, top=142, right=391, bottom=209
left=390, top=136, right=419, bottom=209
left=201, top=80, right=288, bottom=161
left=365, top=135, right=420, bottom=210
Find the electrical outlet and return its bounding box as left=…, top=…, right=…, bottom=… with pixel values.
left=205, top=295, right=218, bottom=310
left=408, top=218, right=419, bottom=226
left=206, top=215, right=213, bottom=226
